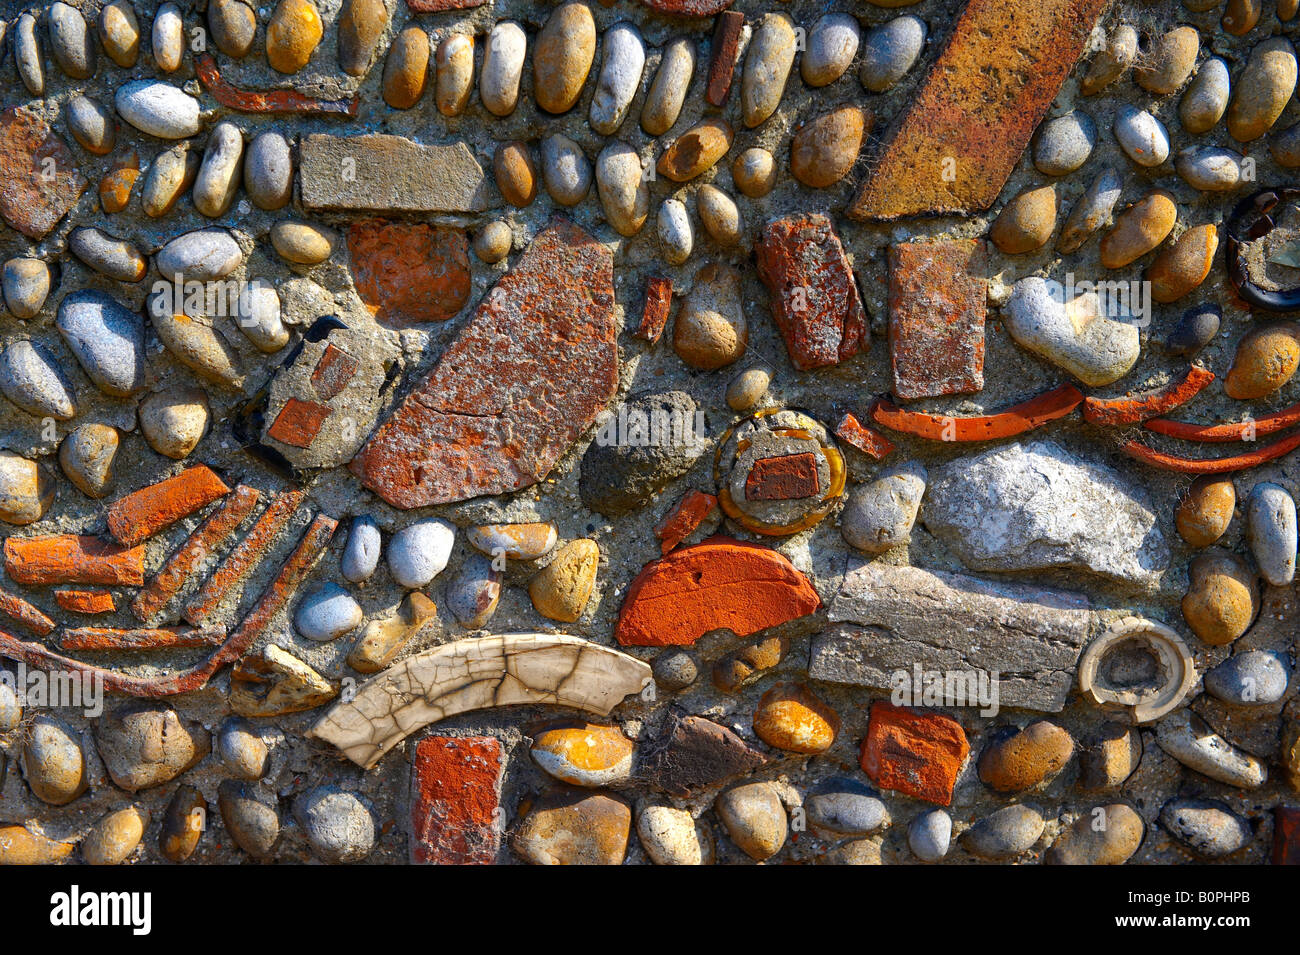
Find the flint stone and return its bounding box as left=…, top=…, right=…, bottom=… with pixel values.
left=813, top=561, right=1093, bottom=712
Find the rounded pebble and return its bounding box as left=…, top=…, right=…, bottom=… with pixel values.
left=100, top=0, right=142, bottom=67
left=541, top=133, right=592, bottom=207
left=806, top=777, right=889, bottom=835
left=1176, top=475, right=1235, bottom=547
left=1246, top=482, right=1297, bottom=586
left=435, top=33, right=474, bottom=117
left=803, top=13, right=860, bottom=88
left=1135, top=26, right=1198, bottom=94
left=790, top=105, right=866, bottom=188
left=1205, top=650, right=1291, bottom=706
left=338, top=0, right=388, bottom=76
left=596, top=140, right=649, bottom=236
left=1160, top=798, right=1252, bottom=859
left=1056, top=166, right=1121, bottom=254
left=480, top=21, right=527, bottom=117
left=271, top=220, right=336, bottom=265
left=156, top=228, right=243, bottom=282
left=859, top=15, right=924, bottom=92
left=978, top=721, right=1074, bottom=793
left=266, top=0, right=323, bottom=74
left=642, top=36, right=695, bottom=136
left=909, top=808, right=951, bottom=862
left=2, top=258, right=51, bottom=320
left=726, top=365, right=771, bottom=411
left=531, top=722, right=634, bottom=787
left=234, top=279, right=289, bottom=352
left=514, top=791, right=630, bottom=865
left=218, top=781, right=281, bottom=859
left=696, top=184, right=741, bottom=246
left=1165, top=302, right=1221, bottom=359
left=534, top=2, right=596, bottom=115
left=528, top=538, right=599, bottom=622
left=1148, top=224, right=1218, bottom=303
left=467, top=522, right=557, bottom=560
left=658, top=118, right=733, bottom=182
left=1099, top=191, right=1177, bottom=269
left=295, top=582, right=364, bottom=642
left=637, top=805, right=712, bottom=865
left=142, top=144, right=199, bottom=217
left=217, top=717, right=269, bottom=779
left=590, top=21, right=645, bottom=135
left=194, top=122, right=245, bottom=218
left=22, top=715, right=85, bottom=805
left=840, top=461, right=927, bottom=553
left=1081, top=24, right=1137, bottom=95
left=139, top=387, right=208, bottom=460
left=1182, top=552, right=1259, bottom=646
left=48, top=1, right=96, bottom=79
left=1113, top=106, right=1170, bottom=167
left=474, top=221, right=513, bottom=263
left=59, top=424, right=118, bottom=498
left=342, top=515, right=382, bottom=583
left=673, top=262, right=747, bottom=370
left=1033, top=111, right=1095, bottom=176
left=159, top=786, right=206, bottom=862
left=1180, top=57, right=1230, bottom=134
left=15, top=14, right=45, bottom=97
left=1176, top=146, right=1242, bottom=192
left=115, top=80, right=201, bottom=139
left=652, top=648, right=698, bottom=691
left=57, top=290, right=145, bottom=397
left=963, top=804, right=1045, bottom=861
left=733, top=148, right=777, bottom=198
left=741, top=14, right=796, bottom=128
left=82, top=807, right=148, bottom=865
left=657, top=198, right=693, bottom=265
left=494, top=141, right=537, bottom=208
left=1227, top=38, right=1297, bottom=143
left=715, top=781, right=787, bottom=861
left=1226, top=322, right=1300, bottom=399
left=66, top=95, right=116, bottom=156
left=0, top=452, right=52, bottom=525
left=95, top=702, right=210, bottom=792
left=1046, top=804, right=1144, bottom=865
left=753, top=682, right=839, bottom=754
left=151, top=2, right=184, bottom=73
left=990, top=185, right=1056, bottom=254
left=0, top=339, right=76, bottom=420
left=383, top=26, right=430, bottom=109
left=208, top=0, right=256, bottom=59
left=387, top=517, right=456, bottom=589
left=69, top=227, right=146, bottom=283
left=294, top=786, right=375, bottom=864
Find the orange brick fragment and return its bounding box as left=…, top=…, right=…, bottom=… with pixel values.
left=1146, top=402, right=1300, bottom=443
left=54, top=589, right=115, bottom=614
left=834, top=413, right=895, bottom=459
left=633, top=276, right=673, bottom=343
left=411, top=736, right=504, bottom=865
left=105, top=466, right=231, bottom=546
left=267, top=398, right=332, bottom=449
left=744, top=453, right=820, bottom=501
left=5, top=535, right=146, bottom=586
left=0, top=587, right=55, bottom=635
left=860, top=701, right=969, bottom=806
left=1274, top=807, right=1300, bottom=865
left=60, top=626, right=225, bottom=651
left=653, top=490, right=718, bottom=555
left=1083, top=366, right=1215, bottom=427
left=346, top=219, right=471, bottom=326
left=614, top=536, right=821, bottom=646
left=869, top=384, right=1084, bottom=442
left=1122, top=431, right=1300, bottom=474
left=311, top=344, right=360, bottom=401
left=706, top=11, right=744, bottom=107
left=132, top=485, right=261, bottom=621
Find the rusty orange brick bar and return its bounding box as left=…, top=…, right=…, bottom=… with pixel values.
left=132, top=484, right=262, bottom=622
left=0, top=587, right=55, bottom=635
left=849, top=0, right=1110, bottom=221
left=106, top=466, right=232, bottom=547
left=183, top=489, right=307, bottom=625
left=5, top=535, right=146, bottom=586
left=55, top=589, right=115, bottom=614
left=60, top=625, right=226, bottom=651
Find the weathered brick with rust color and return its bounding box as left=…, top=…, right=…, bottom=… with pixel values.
left=634, top=276, right=673, bottom=343
left=859, top=701, right=969, bottom=806
left=347, top=220, right=471, bottom=327
left=643, top=0, right=735, bottom=15
left=183, top=489, right=306, bottom=625
left=106, top=466, right=231, bottom=546
left=744, top=453, right=820, bottom=501
left=411, top=736, right=504, bottom=864
left=888, top=240, right=987, bottom=401
left=706, top=12, right=744, bottom=106
left=311, top=344, right=360, bottom=400
left=267, top=398, right=332, bottom=449
left=0, top=587, right=55, bottom=635
left=133, top=485, right=261, bottom=622
left=299, top=134, right=486, bottom=214
left=5, top=535, right=145, bottom=587
left=60, top=626, right=226, bottom=651
left=755, top=214, right=868, bottom=371
left=0, top=107, right=88, bottom=239
left=352, top=220, right=618, bottom=508
left=849, top=0, right=1110, bottom=221
left=834, top=413, right=895, bottom=460
left=654, top=489, right=718, bottom=555
left=1275, top=808, right=1300, bottom=865
left=55, top=589, right=115, bottom=614
left=406, top=0, right=485, bottom=9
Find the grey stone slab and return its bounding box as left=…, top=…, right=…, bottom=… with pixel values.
left=298, top=134, right=487, bottom=214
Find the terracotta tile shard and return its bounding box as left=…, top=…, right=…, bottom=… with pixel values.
left=888, top=240, right=987, bottom=400
left=196, top=53, right=360, bottom=116
left=267, top=397, right=332, bottom=449
left=654, top=490, right=718, bottom=555
left=310, top=345, right=361, bottom=401
left=614, top=536, right=821, bottom=647
left=0, top=588, right=55, bottom=635
left=60, top=626, right=225, bottom=651
left=634, top=276, right=673, bottom=343
left=346, top=220, right=472, bottom=327
left=132, top=485, right=261, bottom=622
left=1122, top=432, right=1300, bottom=474
left=755, top=214, right=868, bottom=371
left=869, top=384, right=1084, bottom=442
left=848, top=0, right=1110, bottom=221
left=309, top=633, right=652, bottom=769
left=54, top=589, right=115, bottom=614
left=411, top=736, right=504, bottom=865
left=642, top=0, right=735, bottom=15
left=1145, top=401, right=1300, bottom=443
left=5, top=535, right=145, bottom=587
left=1274, top=807, right=1300, bottom=865
left=744, top=453, right=820, bottom=501
left=352, top=220, right=618, bottom=508
left=105, top=466, right=231, bottom=547
left=406, top=0, right=485, bottom=9
left=706, top=11, right=745, bottom=107
left=834, top=413, right=895, bottom=460
left=299, top=133, right=487, bottom=214
left=1083, top=366, right=1216, bottom=426
left=637, top=709, right=767, bottom=796
left=860, top=701, right=969, bottom=806
left=0, top=106, right=88, bottom=239
left=183, top=489, right=306, bottom=625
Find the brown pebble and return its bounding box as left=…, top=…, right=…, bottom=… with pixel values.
left=1099, top=191, right=1177, bottom=268
left=752, top=682, right=839, bottom=754
left=789, top=105, right=870, bottom=189
left=657, top=118, right=734, bottom=182
left=1147, top=224, right=1218, bottom=303
left=1177, top=476, right=1236, bottom=547
left=382, top=26, right=430, bottom=110
left=266, top=0, right=322, bottom=74
left=1182, top=551, right=1258, bottom=646
left=1225, top=322, right=1300, bottom=400
left=977, top=721, right=1074, bottom=793
left=989, top=185, right=1056, bottom=254
left=1135, top=27, right=1199, bottom=94
left=495, top=141, right=538, bottom=208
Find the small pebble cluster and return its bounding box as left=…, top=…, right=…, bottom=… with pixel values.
left=1, top=0, right=1300, bottom=867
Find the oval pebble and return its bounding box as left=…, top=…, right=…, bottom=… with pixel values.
left=657, top=198, right=693, bottom=266
left=388, top=517, right=455, bottom=589
left=658, top=118, right=733, bottom=182
left=383, top=26, right=430, bottom=109
left=294, top=786, right=375, bottom=864
left=1056, top=166, right=1121, bottom=254
left=1226, top=322, right=1300, bottom=400
left=1180, top=57, right=1230, bottom=134
left=15, top=14, right=44, bottom=97
left=22, top=715, right=85, bottom=805
left=208, top=0, right=256, bottom=59
left=0, top=680, right=20, bottom=731
left=1135, top=26, right=1198, bottom=94
left=697, top=184, right=742, bottom=246
left=467, top=522, right=557, bottom=560
left=534, top=1, right=596, bottom=115
left=806, top=777, right=889, bottom=835
left=474, top=222, right=513, bottom=263
left=1271, top=122, right=1300, bottom=167
left=716, top=782, right=787, bottom=861
left=1113, top=105, right=1170, bottom=167
left=243, top=132, right=293, bottom=211
left=726, top=365, right=771, bottom=411
left=963, top=804, right=1045, bottom=861
left=1033, top=111, right=1095, bottom=176
left=219, top=781, right=281, bottom=859
left=642, top=36, right=695, bottom=136
left=841, top=461, right=927, bottom=553
left=217, top=717, right=269, bottom=779
left=741, top=14, right=796, bottom=128
left=1166, top=302, right=1221, bottom=360
left=100, top=0, right=141, bottom=68
left=149, top=307, right=244, bottom=388
left=909, top=808, right=951, bottom=862
left=342, top=515, right=382, bottom=582
left=48, top=1, right=95, bottom=79
left=753, top=682, right=839, bottom=754
left=802, top=13, right=859, bottom=88
left=159, top=786, right=206, bottom=862
left=733, top=147, right=777, bottom=198
left=1205, top=650, right=1291, bottom=706
left=156, top=229, right=243, bottom=282
left=637, top=805, right=712, bottom=865
left=152, top=2, right=184, bottom=73
left=480, top=21, right=527, bottom=117
left=652, top=648, right=698, bottom=691
left=1176, top=146, right=1242, bottom=192
left=494, top=141, right=537, bottom=208
left=82, top=807, right=148, bottom=866
left=674, top=261, right=747, bottom=370
left=859, top=15, right=924, bottom=92
left=0, top=452, right=52, bottom=525
left=271, top=220, right=336, bottom=265
left=59, top=424, right=118, bottom=498
left=596, top=141, right=649, bottom=236
left=531, top=722, right=634, bottom=787
left=989, top=185, right=1056, bottom=254
left=590, top=21, right=644, bottom=135
left=1227, top=38, right=1297, bottom=143
left=790, top=105, right=867, bottom=188
left=1182, top=552, right=1258, bottom=646
left=194, top=122, right=245, bottom=218
left=56, top=290, right=145, bottom=397
left=436, top=33, right=474, bottom=117
left=1246, top=482, right=1297, bottom=586
left=446, top=554, right=501, bottom=629
left=514, top=792, right=630, bottom=865
left=1099, top=191, right=1177, bottom=269
left=978, top=721, right=1074, bottom=793
left=140, top=387, right=208, bottom=459
left=1160, top=798, right=1252, bottom=859
left=235, top=278, right=289, bottom=352
left=69, top=227, right=146, bottom=283
left=541, top=133, right=592, bottom=207
left=529, top=538, right=599, bottom=622
left=337, top=0, right=388, bottom=76
left=1176, top=475, right=1235, bottom=547
left=115, top=80, right=201, bottom=139
left=1223, top=0, right=1263, bottom=35
left=266, top=0, right=322, bottom=74
left=1046, top=804, right=1143, bottom=865
left=1081, top=23, right=1137, bottom=95
left=1002, top=276, right=1139, bottom=386
left=66, top=95, right=116, bottom=156
left=1147, top=224, right=1218, bottom=303
left=2, top=258, right=51, bottom=320
left=142, top=144, right=199, bottom=217
left=295, top=582, right=363, bottom=642
left=0, top=340, right=76, bottom=420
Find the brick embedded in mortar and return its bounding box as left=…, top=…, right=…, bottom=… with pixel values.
left=0, top=587, right=55, bottom=635
left=410, top=736, right=504, bottom=865
left=105, top=466, right=231, bottom=547
left=859, top=701, right=969, bottom=806
left=706, top=11, right=745, bottom=107
left=653, top=489, right=718, bottom=555
left=54, top=589, right=115, bottom=614
left=61, top=626, right=226, bottom=652
left=633, top=276, right=673, bottom=343
left=4, top=535, right=146, bottom=587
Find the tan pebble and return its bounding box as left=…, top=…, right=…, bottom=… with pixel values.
left=1182, top=552, right=1258, bottom=646
left=989, top=185, right=1056, bottom=254
left=152, top=2, right=184, bottom=73
left=99, top=0, right=141, bottom=67
left=637, top=805, right=713, bottom=865
left=715, top=782, right=787, bottom=861
left=674, top=262, right=747, bottom=370
left=208, top=0, right=256, bottom=59
left=1222, top=0, right=1262, bottom=35
left=59, top=423, right=118, bottom=498
left=383, top=26, right=430, bottom=110
left=100, top=164, right=140, bottom=214
left=1225, top=322, right=1300, bottom=399
left=657, top=118, right=733, bottom=182
left=741, top=14, right=796, bottom=128
left=529, top=539, right=599, bottom=622
left=22, top=715, right=86, bottom=805
left=266, top=0, right=322, bottom=74
left=467, top=522, right=557, bottom=559
left=193, top=122, right=245, bottom=219
left=347, top=592, right=437, bottom=674
left=513, top=791, right=630, bottom=865
left=159, top=785, right=206, bottom=862
left=533, top=1, right=596, bottom=114
left=696, top=184, right=742, bottom=246
left=1081, top=24, right=1137, bottom=96
left=337, top=0, right=389, bottom=76
left=142, top=144, right=200, bottom=218
left=978, top=721, right=1074, bottom=792
left=1078, top=722, right=1143, bottom=791
left=1099, top=191, right=1177, bottom=268
left=82, top=807, right=149, bottom=865
left=1177, top=476, right=1235, bottom=548
left=149, top=310, right=244, bottom=388
left=733, top=148, right=777, bottom=198
left=1135, top=26, right=1199, bottom=94
left=790, top=105, right=869, bottom=188
left=1227, top=38, right=1297, bottom=142
left=474, top=221, right=513, bottom=264
left=495, top=141, right=538, bottom=207
left=436, top=33, right=475, bottom=116
left=0, top=450, right=53, bottom=525
left=1045, top=804, right=1143, bottom=865
left=641, top=36, right=695, bottom=136
left=531, top=722, right=634, bottom=787
left=0, top=825, right=74, bottom=864
left=271, top=220, right=336, bottom=265
left=139, top=387, right=209, bottom=459
left=596, top=141, right=649, bottom=236
left=753, top=682, right=839, bottom=754
left=1147, top=224, right=1218, bottom=303
left=726, top=366, right=771, bottom=411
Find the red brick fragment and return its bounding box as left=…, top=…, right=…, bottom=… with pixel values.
left=834, top=413, right=895, bottom=460
left=346, top=219, right=471, bottom=327
left=888, top=240, right=987, bottom=401
left=411, top=736, right=504, bottom=865
left=744, top=453, right=820, bottom=501
left=1274, top=807, right=1300, bottom=865
left=860, top=701, right=969, bottom=806
left=54, top=589, right=115, bottom=614
left=406, top=0, right=485, bottom=9
left=195, top=53, right=359, bottom=117
left=642, top=0, right=734, bottom=15
left=706, top=11, right=744, bottom=106
left=311, top=344, right=360, bottom=401
left=0, top=587, right=55, bottom=635
left=61, top=626, right=225, bottom=651
left=1146, top=402, right=1300, bottom=443
left=184, top=489, right=306, bottom=625
left=5, top=535, right=145, bottom=587
left=755, top=214, right=868, bottom=371
left=0, top=107, right=88, bottom=239
left=267, top=397, right=332, bottom=449
left=132, top=485, right=261, bottom=621
left=1084, top=366, right=1216, bottom=426
left=869, top=384, right=1084, bottom=442
left=352, top=220, right=618, bottom=508
left=850, top=0, right=1109, bottom=220
left=615, top=536, right=821, bottom=646
left=105, top=466, right=231, bottom=547
left=1123, top=432, right=1300, bottom=474
left=654, top=490, right=718, bottom=555
left=634, top=276, right=673, bottom=343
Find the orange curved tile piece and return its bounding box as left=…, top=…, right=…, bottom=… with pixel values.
left=1083, top=366, right=1215, bottom=427
left=1145, top=400, right=1300, bottom=443
left=869, top=384, right=1083, bottom=442
left=196, top=53, right=360, bottom=117
left=1122, top=431, right=1300, bottom=473
left=614, top=536, right=821, bottom=647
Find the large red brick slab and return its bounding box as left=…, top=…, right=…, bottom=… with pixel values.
left=0, top=107, right=88, bottom=239
left=888, top=240, right=987, bottom=401
left=347, top=219, right=471, bottom=327
left=755, top=214, right=867, bottom=371
left=411, top=736, right=503, bottom=865
left=352, top=220, right=617, bottom=508
left=849, top=0, right=1110, bottom=220
left=860, top=701, right=969, bottom=806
